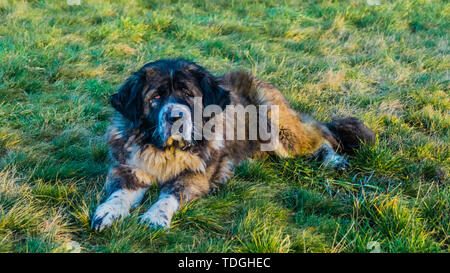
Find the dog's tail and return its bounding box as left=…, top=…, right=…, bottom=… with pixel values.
left=325, top=117, right=376, bottom=154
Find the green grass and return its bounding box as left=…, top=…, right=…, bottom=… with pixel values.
left=0, top=0, right=448, bottom=253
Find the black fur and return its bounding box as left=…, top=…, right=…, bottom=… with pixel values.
left=326, top=117, right=376, bottom=154
left=199, top=74, right=230, bottom=110
left=110, top=74, right=145, bottom=128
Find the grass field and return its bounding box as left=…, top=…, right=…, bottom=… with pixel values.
left=0, top=0, right=448, bottom=253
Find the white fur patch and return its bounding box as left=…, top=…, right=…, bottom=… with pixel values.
left=159, top=103, right=193, bottom=143
left=92, top=188, right=147, bottom=231
left=139, top=193, right=180, bottom=229
left=321, top=143, right=349, bottom=170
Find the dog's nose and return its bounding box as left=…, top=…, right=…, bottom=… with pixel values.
left=167, top=111, right=184, bottom=125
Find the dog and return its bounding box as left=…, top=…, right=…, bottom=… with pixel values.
left=91, top=58, right=375, bottom=231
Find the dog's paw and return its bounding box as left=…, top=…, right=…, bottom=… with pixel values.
left=139, top=209, right=171, bottom=230
left=91, top=202, right=129, bottom=231
left=324, top=153, right=349, bottom=171
left=332, top=156, right=349, bottom=171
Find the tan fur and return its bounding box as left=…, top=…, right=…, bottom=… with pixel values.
left=221, top=71, right=333, bottom=158
left=132, top=168, right=157, bottom=187
left=128, top=143, right=206, bottom=184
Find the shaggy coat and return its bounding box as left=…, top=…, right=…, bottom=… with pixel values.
left=91, top=59, right=375, bottom=231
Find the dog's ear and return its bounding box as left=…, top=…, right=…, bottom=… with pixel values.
left=200, top=76, right=230, bottom=110
left=110, top=74, right=144, bottom=127
left=187, top=63, right=230, bottom=110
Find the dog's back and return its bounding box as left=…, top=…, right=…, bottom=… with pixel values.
left=220, top=71, right=375, bottom=159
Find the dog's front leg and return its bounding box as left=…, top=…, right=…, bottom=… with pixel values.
left=140, top=172, right=210, bottom=229
left=139, top=191, right=180, bottom=229
left=91, top=187, right=147, bottom=231
left=91, top=165, right=154, bottom=231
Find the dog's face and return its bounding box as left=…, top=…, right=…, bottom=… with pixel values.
left=110, top=59, right=230, bottom=149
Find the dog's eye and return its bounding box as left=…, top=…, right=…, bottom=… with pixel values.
left=151, top=95, right=161, bottom=102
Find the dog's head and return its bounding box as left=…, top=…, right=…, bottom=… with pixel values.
left=110, top=58, right=230, bottom=149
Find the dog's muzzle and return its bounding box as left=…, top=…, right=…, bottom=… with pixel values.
left=158, top=103, right=193, bottom=149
